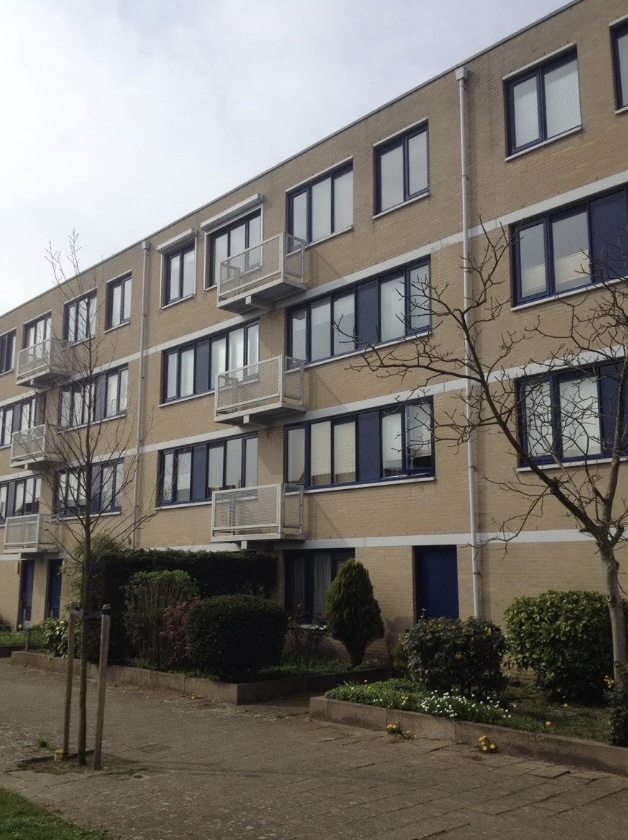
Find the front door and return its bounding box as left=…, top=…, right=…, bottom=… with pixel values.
left=414, top=546, right=459, bottom=620
left=20, top=559, right=35, bottom=628
left=47, top=559, right=63, bottom=619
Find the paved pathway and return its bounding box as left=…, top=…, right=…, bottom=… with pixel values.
left=1, top=659, right=627, bottom=840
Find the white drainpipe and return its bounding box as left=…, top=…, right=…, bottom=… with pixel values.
left=131, top=240, right=151, bottom=547
left=456, top=65, right=481, bottom=618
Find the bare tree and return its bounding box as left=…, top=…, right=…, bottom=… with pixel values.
left=25, top=233, right=153, bottom=765
left=353, top=226, right=628, bottom=680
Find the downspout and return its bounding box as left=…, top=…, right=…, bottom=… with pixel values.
left=456, top=66, right=481, bottom=618
left=131, top=240, right=151, bottom=548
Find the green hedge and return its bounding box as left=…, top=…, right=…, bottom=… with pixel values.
left=186, top=595, right=288, bottom=681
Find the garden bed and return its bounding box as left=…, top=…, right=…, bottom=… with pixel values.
left=10, top=651, right=391, bottom=705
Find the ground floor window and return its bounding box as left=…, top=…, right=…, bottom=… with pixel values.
left=285, top=549, right=354, bottom=623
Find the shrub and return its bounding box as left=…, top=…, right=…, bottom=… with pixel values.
left=40, top=619, right=79, bottom=658
left=159, top=598, right=200, bottom=671
left=608, top=671, right=628, bottom=746
left=285, top=604, right=328, bottom=664
left=324, top=560, right=384, bottom=666
left=124, top=570, right=199, bottom=668
left=403, top=617, right=507, bottom=700
left=186, top=595, right=288, bottom=681
left=504, top=590, right=628, bottom=702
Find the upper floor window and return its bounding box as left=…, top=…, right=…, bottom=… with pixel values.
left=288, top=260, right=430, bottom=363
left=519, top=361, right=627, bottom=464
left=162, top=322, right=259, bottom=403
left=59, top=366, right=128, bottom=429
left=288, top=165, right=352, bottom=245
left=506, top=51, right=581, bottom=155
left=106, top=274, right=132, bottom=329
left=65, top=293, right=96, bottom=344
left=207, top=211, right=261, bottom=288
left=285, top=400, right=433, bottom=488
left=613, top=21, right=628, bottom=110
left=159, top=434, right=258, bottom=506
left=375, top=124, right=428, bottom=214
left=57, top=460, right=124, bottom=517
left=163, top=241, right=195, bottom=305
left=513, top=185, right=628, bottom=304
left=0, top=395, right=44, bottom=447
left=24, top=314, right=51, bottom=348
left=0, top=475, right=41, bottom=522
left=0, top=331, right=15, bottom=374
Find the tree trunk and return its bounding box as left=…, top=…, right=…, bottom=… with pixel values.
left=601, top=545, right=628, bottom=683
left=77, top=549, right=91, bottom=766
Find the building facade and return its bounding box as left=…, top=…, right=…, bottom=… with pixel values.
left=1, top=0, right=627, bottom=654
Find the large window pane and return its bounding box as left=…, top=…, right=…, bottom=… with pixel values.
left=382, top=412, right=403, bottom=476
left=408, top=131, right=428, bottom=196
left=311, top=178, right=332, bottom=242
left=552, top=211, right=589, bottom=292
left=291, top=191, right=307, bottom=242
left=122, top=277, right=132, bottom=321
left=287, top=427, right=306, bottom=484
left=513, top=76, right=540, bottom=149
left=119, top=368, right=128, bottom=412
left=408, top=265, right=430, bottom=331
left=176, top=451, right=192, bottom=502
left=406, top=404, right=432, bottom=470
left=182, top=248, right=195, bottom=297
left=168, top=253, right=180, bottom=301
left=333, top=293, right=355, bottom=355
left=311, top=299, right=331, bottom=361
left=110, top=283, right=122, bottom=327
left=379, top=144, right=404, bottom=212
left=518, top=223, right=547, bottom=297
left=244, top=437, right=258, bottom=487
left=524, top=380, right=553, bottom=458
left=229, top=328, right=245, bottom=371
left=616, top=29, right=628, bottom=109
left=180, top=348, right=194, bottom=397
left=312, top=553, right=332, bottom=620
left=333, top=422, right=355, bottom=483
left=544, top=58, right=581, bottom=138
left=211, top=336, right=227, bottom=389
left=290, top=308, right=307, bottom=361
left=106, top=373, right=119, bottom=417
left=207, top=446, right=224, bottom=492
left=311, top=421, right=331, bottom=485
left=380, top=274, right=405, bottom=341
left=166, top=352, right=178, bottom=400
left=334, top=170, right=353, bottom=231
left=560, top=377, right=601, bottom=458
left=225, top=438, right=242, bottom=489
left=212, top=231, right=229, bottom=286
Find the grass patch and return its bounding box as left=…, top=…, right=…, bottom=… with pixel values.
left=326, top=677, right=614, bottom=740
left=0, top=787, right=112, bottom=839
left=0, top=626, right=46, bottom=650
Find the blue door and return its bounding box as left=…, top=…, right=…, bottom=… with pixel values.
left=47, top=559, right=63, bottom=619
left=20, top=560, right=35, bottom=627
left=414, top=546, right=459, bottom=619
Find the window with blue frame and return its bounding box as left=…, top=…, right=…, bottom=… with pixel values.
left=0, top=475, right=41, bottom=523
left=375, top=124, right=429, bottom=214
left=505, top=50, right=581, bottom=156
left=288, top=164, right=353, bottom=245
left=56, top=461, right=124, bottom=517
left=162, top=322, right=259, bottom=402
left=285, top=400, right=433, bottom=488
left=512, top=186, right=628, bottom=304
left=285, top=549, right=354, bottom=622
left=0, top=330, right=15, bottom=375
left=288, top=261, right=430, bottom=362
left=0, top=395, right=44, bottom=447
left=518, top=361, right=628, bottom=463
left=612, top=20, right=628, bottom=111
left=59, top=366, right=128, bottom=428
left=159, top=434, right=258, bottom=506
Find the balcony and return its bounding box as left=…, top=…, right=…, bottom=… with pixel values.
left=10, top=425, right=58, bottom=469
left=217, top=233, right=306, bottom=313
left=16, top=338, right=72, bottom=387
left=211, top=483, right=305, bottom=543
left=214, top=356, right=306, bottom=425
left=3, top=514, right=58, bottom=554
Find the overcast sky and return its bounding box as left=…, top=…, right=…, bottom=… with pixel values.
left=0, top=0, right=572, bottom=314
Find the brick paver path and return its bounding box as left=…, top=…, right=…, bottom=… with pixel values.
left=1, top=659, right=627, bottom=839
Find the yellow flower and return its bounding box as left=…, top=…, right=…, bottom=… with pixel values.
left=481, top=744, right=488, bottom=751
left=545, top=720, right=552, bottom=728
left=563, top=703, right=569, bottom=709
left=489, top=743, right=497, bottom=751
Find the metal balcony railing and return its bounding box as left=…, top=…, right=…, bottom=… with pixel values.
left=3, top=514, right=58, bottom=554
left=211, top=483, right=305, bottom=542
left=214, top=356, right=306, bottom=424
left=16, top=338, right=71, bottom=387
left=10, top=424, right=57, bottom=468
left=217, top=233, right=306, bottom=312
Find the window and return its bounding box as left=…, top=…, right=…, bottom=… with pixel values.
left=0, top=396, right=44, bottom=447
left=56, top=461, right=124, bottom=517
left=0, top=331, right=15, bottom=374
left=288, top=165, right=352, bottom=245
left=65, top=293, right=96, bottom=343
left=613, top=21, right=628, bottom=110
left=163, top=241, right=195, bottom=305
left=285, top=549, right=353, bottom=623
left=513, top=186, right=628, bottom=304
left=207, top=211, right=261, bottom=288
left=288, top=261, right=430, bottom=362
left=162, top=323, right=259, bottom=402
left=519, top=361, right=628, bottom=463
left=106, top=274, right=132, bottom=329
left=59, top=366, right=128, bottom=428
left=159, top=434, right=258, bottom=506
left=0, top=476, right=41, bottom=522
left=506, top=51, right=581, bottom=155
left=285, top=400, right=433, bottom=488
left=24, top=314, right=51, bottom=348
left=376, top=124, right=428, bottom=213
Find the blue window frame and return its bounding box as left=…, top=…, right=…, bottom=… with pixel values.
left=159, top=434, right=258, bottom=506
left=375, top=124, right=429, bottom=214
left=59, top=366, right=128, bottom=428
left=56, top=461, right=124, bottom=517
left=285, top=549, right=353, bottom=623
left=518, top=361, right=628, bottom=464
left=512, top=186, right=628, bottom=304
left=106, top=274, right=132, bottom=329
left=65, top=293, right=96, bottom=344
left=612, top=20, right=628, bottom=111
left=0, top=330, right=15, bottom=375
left=163, top=240, right=195, bottom=305
left=505, top=50, right=581, bottom=156
left=0, top=395, right=44, bottom=447
left=288, top=164, right=353, bottom=245
left=0, top=475, right=41, bottom=523
left=285, top=400, right=433, bottom=489
left=288, top=261, right=430, bottom=363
